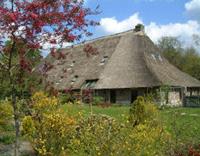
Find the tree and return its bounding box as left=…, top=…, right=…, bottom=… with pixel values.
left=0, top=41, right=42, bottom=99
left=157, top=36, right=200, bottom=81
left=0, top=1, right=98, bottom=155
left=157, top=36, right=183, bottom=69
left=182, top=47, right=200, bottom=80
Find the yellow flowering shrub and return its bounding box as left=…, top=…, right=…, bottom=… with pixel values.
left=33, top=110, right=77, bottom=156
left=70, top=114, right=123, bottom=156
left=21, top=116, right=36, bottom=138
left=69, top=113, right=170, bottom=156
left=126, top=124, right=170, bottom=156
left=31, top=91, right=58, bottom=113
left=125, top=96, right=171, bottom=155
left=22, top=92, right=77, bottom=155
left=21, top=92, right=170, bottom=156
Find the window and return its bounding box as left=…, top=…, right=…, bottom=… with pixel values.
left=82, top=79, right=98, bottom=89
left=70, top=61, right=76, bottom=67
left=71, top=75, right=79, bottom=83
left=100, top=56, right=109, bottom=66
left=151, top=53, right=163, bottom=62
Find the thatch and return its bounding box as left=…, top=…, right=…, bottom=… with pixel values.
left=44, top=29, right=200, bottom=90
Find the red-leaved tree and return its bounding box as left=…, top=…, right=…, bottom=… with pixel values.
left=0, top=0, right=98, bottom=155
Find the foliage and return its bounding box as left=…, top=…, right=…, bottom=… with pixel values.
left=160, top=108, right=200, bottom=155
left=71, top=114, right=123, bottom=156
left=0, top=100, right=15, bottom=145
left=21, top=92, right=77, bottom=155
left=0, top=134, right=15, bottom=145
left=157, top=36, right=200, bottom=80
left=0, top=1, right=98, bottom=155
left=31, top=91, right=58, bottom=114
left=127, top=96, right=170, bottom=155
left=156, top=85, right=171, bottom=108
left=21, top=93, right=200, bottom=156
left=129, top=96, right=158, bottom=126
left=58, top=93, right=75, bottom=104
left=22, top=92, right=199, bottom=156
left=0, top=41, right=42, bottom=100
left=21, top=93, right=172, bottom=156
left=124, top=124, right=170, bottom=156
left=0, top=100, right=13, bottom=125
left=72, top=114, right=169, bottom=156
left=92, top=96, right=104, bottom=106
left=21, top=116, right=36, bottom=138
left=35, top=111, right=77, bottom=156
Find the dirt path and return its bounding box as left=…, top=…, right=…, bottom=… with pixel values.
left=0, top=141, right=35, bottom=156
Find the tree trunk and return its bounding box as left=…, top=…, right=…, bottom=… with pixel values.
left=12, top=89, right=20, bottom=156
left=8, top=40, right=19, bottom=156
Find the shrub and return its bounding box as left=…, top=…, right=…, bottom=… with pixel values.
left=127, top=96, right=170, bottom=155
left=129, top=96, right=158, bottom=126
left=22, top=92, right=170, bottom=156
left=21, top=116, right=36, bottom=138
left=71, top=114, right=169, bottom=156
left=92, top=96, right=104, bottom=106
left=0, top=100, right=15, bottom=145
left=71, top=114, right=123, bottom=156
left=58, top=93, right=76, bottom=104
left=22, top=92, right=77, bottom=155
left=125, top=123, right=170, bottom=156
left=22, top=110, right=77, bottom=155
left=31, top=91, right=58, bottom=110
left=0, top=100, right=13, bottom=126
left=31, top=91, right=58, bottom=119
left=34, top=110, right=77, bottom=155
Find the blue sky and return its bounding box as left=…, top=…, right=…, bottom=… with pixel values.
left=83, top=0, right=200, bottom=47
left=88, top=0, right=188, bottom=24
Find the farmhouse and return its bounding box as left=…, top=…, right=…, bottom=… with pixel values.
left=44, top=24, right=200, bottom=106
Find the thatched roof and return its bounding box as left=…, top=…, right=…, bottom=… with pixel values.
left=44, top=28, right=200, bottom=90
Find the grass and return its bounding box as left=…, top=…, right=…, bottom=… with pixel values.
left=62, top=104, right=200, bottom=142
left=160, top=107, right=200, bottom=142
left=0, top=123, right=15, bottom=145
left=2, top=103, right=200, bottom=147
left=62, top=104, right=130, bottom=122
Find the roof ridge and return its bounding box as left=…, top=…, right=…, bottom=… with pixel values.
left=64, top=29, right=134, bottom=49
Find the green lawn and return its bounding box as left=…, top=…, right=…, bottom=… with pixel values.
left=160, top=107, right=200, bottom=142
left=62, top=104, right=130, bottom=122
left=62, top=104, right=200, bottom=142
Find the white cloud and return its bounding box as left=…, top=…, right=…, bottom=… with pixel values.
left=42, top=34, right=72, bottom=50
left=146, top=20, right=200, bottom=42
left=185, top=0, right=200, bottom=21
left=42, top=41, right=71, bottom=50
left=42, top=41, right=72, bottom=57
left=99, top=13, right=200, bottom=47
left=185, top=0, right=200, bottom=11
left=100, top=13, right=143, bottom=34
